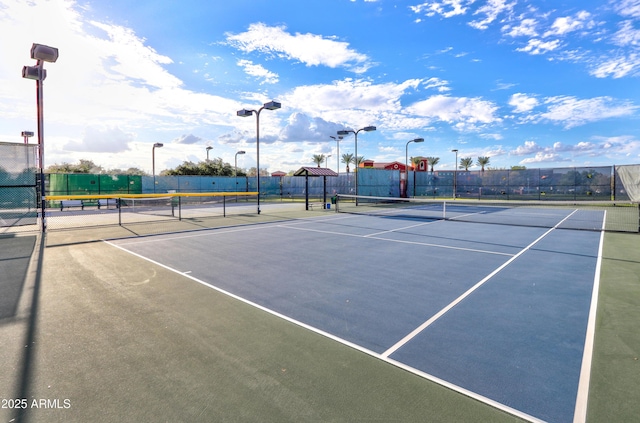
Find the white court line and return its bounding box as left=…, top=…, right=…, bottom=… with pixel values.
left=103, top=238, right=544, bottom=423
left=278, top=223, right=514, bottom=257
left=364, top=219, right=439, bottom=237
left=573, top=211, right=606, bottom=423
left=381, top=208, right=580, bottom=358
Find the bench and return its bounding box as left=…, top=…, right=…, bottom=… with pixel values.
left=60, top=200, right=84, bottom=211
left=308, top=202, right=329, bottom=210
left=59, top=199, right=118, bottom=211
left=97, top=199, right=118, bottom=209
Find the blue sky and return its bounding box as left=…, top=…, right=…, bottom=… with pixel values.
left=1, top=0, right=639, bottom=174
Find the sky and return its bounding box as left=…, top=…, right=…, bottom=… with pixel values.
left=1, top=0, right=639, bottom=174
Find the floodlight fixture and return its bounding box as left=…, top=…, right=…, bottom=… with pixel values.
left=22, top=65, right=45, bottom=81
left=263, top=101, right=281, bottom=110
left=153, top=142, right=164, bottom=148
left=22, top=131, right=35, bottom=138
left=206, top=146, right=213, bottom=160
left=31, top=43, right=59, bottom=63
left=235, top=100, right=282, bottom=214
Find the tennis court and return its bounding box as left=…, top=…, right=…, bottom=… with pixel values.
left=105, top=202, right=607, bottom=423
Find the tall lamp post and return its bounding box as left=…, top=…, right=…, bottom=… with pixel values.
left=22, top=130, right=34, bottom=170
left=405, top=138, right=424, bottom=198
left=337, top=126, right=376, bottom=197
left=206, top=146, right=213, bottom=161
left=236, top=100, right=281, bottom=214
left=330, top=135, right=342, bottom=173
left=152, top=143, right=163, bottom=192
left=452, top=149, right=458, bottom=199
left=325, top=154, right=332, bottom=168
left=234, top=150, right=246, bottom=190
left=22, top=43, right=59, bottom=232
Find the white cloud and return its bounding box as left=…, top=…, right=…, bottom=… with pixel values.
left=540, top=96, right=637, bottom=128
left=511, top=140, right=543, bottom=156
left=520, top=152, right=566, bottom=164
left=469, top=0, right=516, bottom=31
left=543, top=10, right=593, bottom=37
left=423, top=77, right=451, bottom=92
left=613, top=20, right=640, bottom=47
left=406, top=95, right=500, bottom=127
left=64, top=126, right=133, bottom=153
left=614, top=0, right=640, bottom=19
left=590, top=53, right=640, bottom=78
left=279, top=112, right=344, bottom=143
left=516, top=38, right=561, bottom=55
left=173, top=134, right=202, bottom=145
left=409, top=1, right=471, bottom=18
left=502, top=18, right=538, bottom=38
left=509, top=93, right=539, bottom=113
left=225, top=23, right=372, bottom=73
left=237, top=59, right=279, bottom=84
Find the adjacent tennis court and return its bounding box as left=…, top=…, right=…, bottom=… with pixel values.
left=107, top=204, right=606, bottom=423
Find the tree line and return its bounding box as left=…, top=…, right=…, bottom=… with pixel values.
left=310, top=153, right=498, bottom=172
left=44, top=158, right=254, bottom=176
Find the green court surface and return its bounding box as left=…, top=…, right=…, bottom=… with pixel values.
left=0, top=207, right=638, bottom=423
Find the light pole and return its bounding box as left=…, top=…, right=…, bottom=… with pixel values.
left=22, top=43, right=59, bottom=232
left=452, top=149, right=458, bottom=199
left=206, top=146, right=213, bottom=161
left=22, top=130, right=34, bottom=169
left=237, top=100, right=281, bottom=214
left=405, top=138, right=424, bottom=198
left=152, top=143, right=163, bottom=192
left=235, top=150, right=246, bottom=191
left=325, top=154, right=332, bottom=168
left=337, top=126, right=376, bottom=197
left=330, top=135, right=342, bottom=173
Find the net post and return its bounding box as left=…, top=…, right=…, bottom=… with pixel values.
left=178, top=196, right=181, bottom=221
left=223, top=194, right=226, bottom=217
left=118, top=197, right=122, bottom=226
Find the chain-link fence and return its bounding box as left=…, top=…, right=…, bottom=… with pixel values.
left=0, top=142, right=38, bottom=231
left=44, top=165, right=639, bottom=203
left=409, top=166, right=614, bottom=201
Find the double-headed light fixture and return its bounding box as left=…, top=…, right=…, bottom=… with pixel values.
left=337, top=126, right=376, bottom=196
left=236, top=101, right=281, bottom=214
left=22, top=43, right=59, bottom=232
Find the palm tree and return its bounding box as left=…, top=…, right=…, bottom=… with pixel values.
left=477, top=156, right=490, bottom=172
left=460, top=157, right=473, bottom=171
left=312, top=154, right=325, bottom=167
left=411, top=156, right=422, bottom=171
left=341, top=153, right=354, bottom=173
left=353, top=155, right=365, bottom=171
left=426, top=156, right=440, bottom=172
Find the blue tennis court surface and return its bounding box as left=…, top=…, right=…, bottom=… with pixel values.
left=107, top=212, right=603, bottom=423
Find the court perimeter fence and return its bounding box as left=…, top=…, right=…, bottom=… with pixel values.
left=0, top=142, right=38, bottom=229
left=43, top=165, right=640, bottom=202
left=2, top=150, right=640, bottom=233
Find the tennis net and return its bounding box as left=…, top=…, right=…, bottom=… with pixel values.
left=335, top=194, right=640, bottom=233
